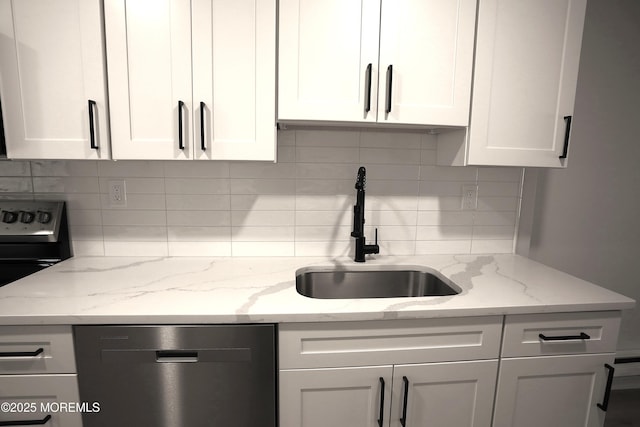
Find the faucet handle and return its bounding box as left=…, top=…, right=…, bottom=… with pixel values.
left=374, top=228, right=378, bottom=245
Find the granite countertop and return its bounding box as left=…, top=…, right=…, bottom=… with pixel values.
left=0, top=254, right=634, bottom=325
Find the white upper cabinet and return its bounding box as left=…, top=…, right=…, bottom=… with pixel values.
left=378, top=0, right=476, bottom=126
left=192, top=0, right=276, bottom=161
left=105, top=0, right=192, bottom=160
left=0, top=0, right=110, bottom=159
left=278, top=0, right=476, bottom=126
left=106, top=0, right=276, bottom=161
left=467, top=0, right=587, bottom=167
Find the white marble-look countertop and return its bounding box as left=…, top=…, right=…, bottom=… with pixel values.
left=0, top=254, right=634, bottom=325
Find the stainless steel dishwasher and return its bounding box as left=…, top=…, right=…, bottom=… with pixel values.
left=74, top=324, right=276, bottom=427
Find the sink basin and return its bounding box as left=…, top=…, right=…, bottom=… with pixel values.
left=296, top=266, right=460, bottom=299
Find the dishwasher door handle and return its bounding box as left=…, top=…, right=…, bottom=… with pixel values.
left=156, top=350, right=199, bottom=363
left=101, top=348, right=251, bottom=363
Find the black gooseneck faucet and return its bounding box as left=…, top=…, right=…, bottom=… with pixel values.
left=351, top=166, right=379, bottom=262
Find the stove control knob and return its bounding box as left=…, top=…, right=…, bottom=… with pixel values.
left=20, top=211, right=36, bottom=224
left=2, top=211, right=18, bottom=224
left=37, top=211, right=52, bottom=224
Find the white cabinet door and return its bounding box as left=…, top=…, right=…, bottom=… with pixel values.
left=0, top=0, right=109, bottom=159
left=390, top=360, right=498, bottom=427
left=192, top=0, right=275, bottom=160
left=278, top=0, right=381, bottom=123
left=280, top=366, right=392, bottom=427
left=468, top=0, right=587, bottom=167
left=0, top=374, right=82, bottom=427
left=378, top=0, right=476, bottom=126
left=493, top=353, right=614, bottom=427
left=105, top=0, right=192, bottom=160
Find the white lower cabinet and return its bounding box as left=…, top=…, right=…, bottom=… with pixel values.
left=279, top=317, right=502, bottom=427
left=0, top=374, right=82, bottom=427
left=492, top=354, right=613, bottom=427
left=391, top=360, right=498, bottom=427
left=280, top=360, right=498, bottom=427
left=0, top=326, right=81, bottom=427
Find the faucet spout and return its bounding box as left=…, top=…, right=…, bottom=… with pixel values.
left=351, top=166, right=379, bottom=262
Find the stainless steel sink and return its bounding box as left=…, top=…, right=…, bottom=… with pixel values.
left=296, top=267, right=461, bottom=299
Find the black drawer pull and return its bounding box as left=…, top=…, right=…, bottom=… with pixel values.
left=0, top=348, right=44, bottom=358
left=178, top=100, right=185, bottom=150
left=597, top=363, right=615, bottom=411
left=88, top=100, right=98, bottom=150
left=377, top=377, right=385, bottom=427
left=559, top=115, right=572, bottom=159
left=0, top=415, right=52, bottom=426
left=400, top=376, right=409, bottom=427
left=200, top=101, right=206, bottom=151
left=385, top=65, right=393, bottom=114
left=539, top=332, right=590, bottom=341
left=364, top=63, right=372, bottom=114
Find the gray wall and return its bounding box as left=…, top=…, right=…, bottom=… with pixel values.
left=521, top=0, right=640, bottom=353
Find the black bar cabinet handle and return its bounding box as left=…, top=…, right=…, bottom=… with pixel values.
left=364, top=63, right=372, bottom=114
left=0, top=348, right=43, bottom=358
left=200, top=102, right=206, bottom=151
left=0, top=415, right=52, bottom=426
left=377, top=377, right=385, bottom=427
left=539, top=332, right=590, bottom=341
left=385, top=65, right=393, bottom=114
left=400, top=376, right=409, bottom=427
left=88, top=100, right=98, bottom=150
left=559, top=115, right=572, bottom=159
left=597, top=363, right=615, bottom=411
left=178, top=100, right=185, bottom=150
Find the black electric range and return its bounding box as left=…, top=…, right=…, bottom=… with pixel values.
left=0, top=200, right=71, bottom=287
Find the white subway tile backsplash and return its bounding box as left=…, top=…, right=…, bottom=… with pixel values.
left=231, top=210, right=294, bottom=227
left=163, top=161, right=229, bottom=178
left=0, top=161, right=31, bottom=176
left=232, top=241, right=294, bottom=256
left=166, top=210, right=230, bottom=227
left=99, top=177, right=165, bottom=194
left=103, top=226, right=167, bottom=242
left=168, top=226, right=231, bottom=242
left=32, top=177, right=99, bottom=193
left=295, top=129, right=359, bottom=147
left=360, top=148, right=421, bottom=165
left=168, top=241, right=231, bottom=256
left=470, top=239, right=514, bottom=254
left=71, top=240, right=105, bottom=256
left=8, top=129, right=522, bottom=256
left=231, top=195, right=295, bottom=211
left=0, top=177, right=33, bottom=193
left=102, top=210, right=167, bottom=226
left=104, top=241, right=169, bottom=256
left=231, top=226, right=294, bottom=242
left=166, top=195, right=230, bottom=211
left=31, top=160, right=96, bottom=177
left=296, top=146, right=360, bottom=164
left=98, top=160, right=164, bottom=177
left=165, top=178, right=229, bottom=195
left=417, top=226, right=473, bottom=241
left=295, top=226, right=352, bottom=242
left=229, top=178, right=294, bottom=195
left=100, top=194, right=166, bottom=210
left=360, top=130, right=422, bottom=149
left=415, top=240, right=472, bottom=254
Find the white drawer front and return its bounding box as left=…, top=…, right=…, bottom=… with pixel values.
left=502, top=311, right=621, bottom=357
left=0, top=325, right=76, bottom=374
left=0, top=374, right=83, bottom=427
left=279, top=316, right=503, bottom=369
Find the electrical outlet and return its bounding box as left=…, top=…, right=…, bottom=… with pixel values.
left=108, top=180, right=127, bottom=207
left=462, top=184, right=478, bottom=210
